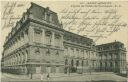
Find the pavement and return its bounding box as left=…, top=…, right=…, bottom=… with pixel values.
left=1, top=72, right=127, bottom=82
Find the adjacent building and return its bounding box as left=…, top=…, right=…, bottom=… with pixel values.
left=96, top=41, right=127, bottom=74
left=1, top=3, right=126, bottom=75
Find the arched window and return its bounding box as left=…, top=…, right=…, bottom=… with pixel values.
left=71, top=60, right=74, bottom=66
left=35, top=48, right=40, bottom=55
left=56, top=51, right=59, bottom=55
left=100, top=62, right=102, bottom=67
left=46, top=49, right=50, bottom=55
left=45, top=31, right=52, bottom=45
left=76, top=60, right=79, bottom=66
left=55, top=34, right=61, bottom=47
left=82, top=60, right=84, bottom=66
left=110, top=62, right=112, bottom=67
left=25, top=29, right=28, bottom=35
left=115, top=61, right=118, bottom=67
left=105, top=62, right=107, bottom=67
left=65, top=59, right=68, bottom=65
left=34, top=29, right=42, bottom=43
left=21, top=32, right=24, bottom=38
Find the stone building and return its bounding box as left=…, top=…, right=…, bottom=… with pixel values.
left=63, top=30, right=98, bottom=74
left=96, top=41, right=127, bottom=74
left=1, top=3, right=98, bottom=75
left=1, top=2, right=127, bottom=76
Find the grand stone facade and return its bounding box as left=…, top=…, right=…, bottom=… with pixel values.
left=96, top=41, right=127, bottom=74
left=1, top=3, right=126, bottom=75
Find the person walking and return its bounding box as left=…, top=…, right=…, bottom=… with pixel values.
left=47, top=73, right=50, bottom=81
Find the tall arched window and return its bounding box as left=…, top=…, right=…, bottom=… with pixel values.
left=82, top=60, right=84, bottom=66
left=100, top=62, right=102, bottom=67
left=76, top=60, right=79, bottom=66
left=65, top=59, right=68, bottom=65
left=34, top=29, right=42, bottom=43
left=55, top=34, right=61, bottom=47
left=45, top=31, right=52, bottom=45
left=110, top=62, right=112, bottom=67
left=71, top=60, right=74, bottom=66
left=105, top=62, right=107, bottom=67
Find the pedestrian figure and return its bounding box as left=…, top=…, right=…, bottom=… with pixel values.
left=30, top=73, right=33, bottom=79
left=47, top=73, right=50, bottom=81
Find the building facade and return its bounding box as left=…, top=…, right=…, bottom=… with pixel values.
left=1, top=3, right=98, bottom=75
left=96, top=41, right=127, bottom=74
left=1, top=3, right=126, bottom=75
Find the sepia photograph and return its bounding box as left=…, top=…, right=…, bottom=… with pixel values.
left=1, top=1, right=128, bottom=82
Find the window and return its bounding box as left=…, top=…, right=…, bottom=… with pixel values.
left=35, top=48, right=40, bottom=55
left=21, top=32, right=24, bottom=38
left=82, top=60, right=84, bottom=66
left=71, top=60, right=74, bottom=66
left=56, top=51, right=59, bottom=55
left=25, top=29, right=28, bottom=35
left=45, top=31, right=52, bottom=45
left=105, top=62, right=107, bottom=67
left=115, top=61, right=118, bottom=67
left=34, top=29, right=42, bottom=43
left=76, top=60, right=79, bottom=66
left=65, top=59, right=68, bottom=65
left=86, top=60, right=88, bottom=66
left=64, top=47, right=68, bottom=56
left=55, top=34, right=61, bottom=47
left=46, top=49, right=50, bottom=55
left=110, top=62, right=112, bottom=67
left=47, top=13, right=50, bottom=22
left=100, top=62, right=102, bottom=67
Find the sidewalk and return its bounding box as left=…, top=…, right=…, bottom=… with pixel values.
left=1, top=72, right=115, bottom=79
left=1, top=72, right=127, bottom=82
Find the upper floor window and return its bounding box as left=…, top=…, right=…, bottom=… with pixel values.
left=45, top=31, right=52, bottom=45
left=82, top=60, right=84, bottom=66
left=46, top=49, right=50, bottom=56
left=34, top=29, right=42, bottom=43
left=55, top=34, right=61, bottom=47
left=35, top=48, right=40, bottom=55
left=34, top=29, right=42, bottom=35
left=64, top=47, right=68, bottom=56
left=56, top=51, right=59, bottom=55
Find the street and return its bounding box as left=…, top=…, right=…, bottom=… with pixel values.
left=1, top=72, right=127, bottom=82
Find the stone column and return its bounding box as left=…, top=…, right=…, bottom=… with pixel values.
left=61, top=34, right=63, bottom=47
left=74, top=48, right=76, bottom=58
left=14, top=55, right=16, bottom=65
left=25, top=50, right=28, bottom=63
left=11, top=55, right=13, bottom=66
left=21, top=51, right=24, bottom=64
left=51, top=32, right=55, bottom=46
left=12, top=54, right=14, bottom=65
left=17, top=53, right=19, bottom=65
left=24, top=30, right=29, bottom=43
left=69, top=47, right=71, bottom=57
left=17, top=36, right=19, bottom=50
left=9, top=56, right=11, bottom=66
left=29, top=26, right=34, bottom=43
left=18, top=53, right=21, bottom=65
left=42, top=29, right=45, bottom=44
